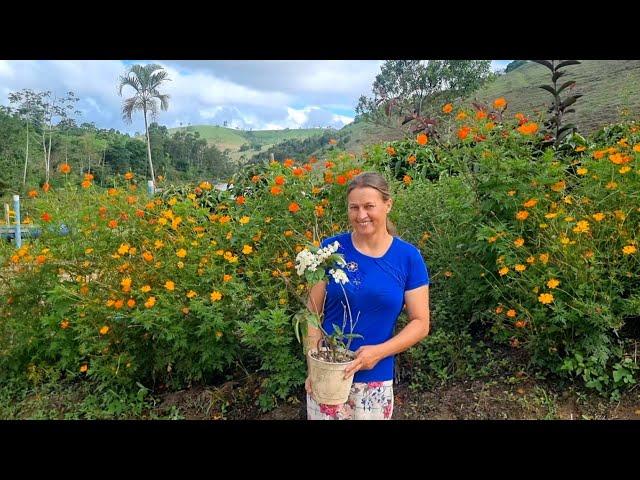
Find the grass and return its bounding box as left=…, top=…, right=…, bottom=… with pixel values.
left=167, top=125, right=328, bottom=163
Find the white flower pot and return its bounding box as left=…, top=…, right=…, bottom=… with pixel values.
left=308, top=348, right=356, bottom=405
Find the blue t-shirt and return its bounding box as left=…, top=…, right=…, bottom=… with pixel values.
left=320, top=232, right=429, bottom=382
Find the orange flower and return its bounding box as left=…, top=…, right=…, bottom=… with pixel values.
left=144, top=296, right=156, bottom=308
left=251, top=175, right=261, bottom=183
left=493, top=97, right=507, bottom=109
left=284, top=230, right=293, bottom=237
left=41, top=212, right=52, bottom=222
left=475, top=110, right=487, bottom=120
left=142, top=251, right=154, bottom=262
left=523, top=198, right=538, bottom=208
left=135, top=209, right=145, bottom=218
left=42, top=182, right=51, bottom=193
left=538, top=293, right=554, bottom=304
left=270, top=186, right=282, bottom=196
left=80, top=364, right=88, bottom=373
left=407, top=155, right=416, bottom=165
left=288, top=202, right=300, bottom=213
left=223, top=274, right=233, bottom=282
left=108, top=219, right=118, bottom=229
left=336, top=175, right=347, bottom=185
left=35, top=255, right=46, bottom=265
left=506, top=309, right=517, bottom=318
left=127, top=299, right=136, bottom=308
left=59, top=163, right=71, bottom=174
left=60, top=319, right=70, bottom=329
left=517, top=122, right=538, bottom=135
left=275, top=176, right=285, bottom=185
left=283, top=158, right=294, bottom=168
left=455, top=111, right=467, bottom=121
left=124, top=172, right=134, bottom=180
left=457, top=126, right=471, bottom=140
left=403, top=175, right=412, bottom=185
left=386, top=146, right=396, bottom=156
left=314, top=205, right=325, bottom=217
left=210, top=291, right=223, bottom=302
left=81, top=180, right=92, bottom=189
left=514, top=320, right=527, bottom=329
left=516, top=210, right=529, bottom=221
left=28, top=190, right=38, bottom=198
left=416, top=133, right=428, bottom=145
left=442, top=103, right=453, bottom=114
left=164, top=280, right=175, bottom=291
left=325, top=161, right=335, bottom=169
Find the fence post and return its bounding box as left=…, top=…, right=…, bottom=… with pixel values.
left=4, top=203, right=9, bottom=226
left=270, top=153, right=274, bottom=163
left=13, top=195, right=21, bottom=248
left=147, top=180, right=155, bottom=195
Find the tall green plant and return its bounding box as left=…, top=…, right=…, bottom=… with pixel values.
left=118, top=64, right=171, bottom=187
left=533, top=60, right=583, bottom=148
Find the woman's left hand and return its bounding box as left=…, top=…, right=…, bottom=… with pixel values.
left=344, top=345, right=383, bottom=378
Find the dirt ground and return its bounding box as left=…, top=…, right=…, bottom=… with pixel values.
left=152, top=374, right=640, bottom=420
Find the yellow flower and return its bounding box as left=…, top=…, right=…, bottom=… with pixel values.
left=168, top=198, right=177, bottom=206
left=506, top=309, right=516, bottom=318
left=507, top=190, right=516, bottom=196
left=514, top=238, right=525, bottom=247
left=526, top=256, right=536, bottom=264
left=242, top=245, right=253, bottom=255
left=144, top=296, right=156, bottom=308
left=606, top=181, right=617, bottom=190
left=85, top=248, right=94, bottom=254
left=210, top=291, right=223, bottom=302
left=523, top=198, right=538, bottom=208
left=498, top=267, right=509, bottom=276
left=516, top=210, right=529, bottom=221
left=223, top=274, right=233, bottom=282
left=623, top=245, right=637, bottom=255
left=592, top=212, right=605, bottom=222
left=186, top=290, right=197, bottom=299
left=538, top=293, right=554, bottom=304
left=239, top=216, right=250, bottom=225
left=539, top=253, right=549, bottom=264
left=572, top=220, right=590, bottom=234
left=515, top=264, right=526, bottom=272
left=141, top=285, right=151, bottom=293
left=154, top=240, right=165, bottom=249
left=121, top=277, right=132, bottom=292
left=576, top=167, right=588, bottom=175
left=99, top=326, right=110, bottom=335
left=164, top=280, right=175, bottom=291
left=176, top=248, right=187, bottom=258
left=547, top=279, right=560, bottom=289
left=619, top=166, right=631, bottom=174
left=80, top=364, right=88, bottom=373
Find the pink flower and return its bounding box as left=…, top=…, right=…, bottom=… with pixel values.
left=367, top=381, right=383, bottom=389
left=383, top=401, right=393, bottom=419
left=319, top=404, right=339, bottom=417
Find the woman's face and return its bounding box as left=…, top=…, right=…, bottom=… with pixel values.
left=347, top=186, right=392, bottom=236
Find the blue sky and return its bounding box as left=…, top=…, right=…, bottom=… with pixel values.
left=0, top=60, right=512, bottom=135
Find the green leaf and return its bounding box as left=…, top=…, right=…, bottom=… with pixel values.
left=557, top=80, right=576, bottom=95
left=532, top=60, right=554, bottom=71
left=557, top=60, right=581, bottom=69
left=539, top=85, right=557, bottom=96
left=552, top=71, right=566, bottom=83
left=560, top=95, right=582, bottom=110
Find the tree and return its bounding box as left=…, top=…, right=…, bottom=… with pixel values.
left=356, top=60, right=492, bottom=129
left=118, top=64, right=170, bottom=186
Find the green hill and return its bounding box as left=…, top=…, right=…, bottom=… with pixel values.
left=339, top=60, right=640, bottom=153
left=168, top=125, right=327, bottom=162
left=472, top=60, right=640, bottom=134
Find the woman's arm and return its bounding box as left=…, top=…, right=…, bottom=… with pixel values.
left=344, top=285, right=430, bottom=376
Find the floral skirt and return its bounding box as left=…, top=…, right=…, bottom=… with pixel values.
left=306, top=380, right=394, bottom=420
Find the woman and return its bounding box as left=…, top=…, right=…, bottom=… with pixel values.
left=305, top=171, right=430, bottom=420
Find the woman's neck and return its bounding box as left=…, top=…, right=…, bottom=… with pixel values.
left=352, top=230, right=392, bottom=253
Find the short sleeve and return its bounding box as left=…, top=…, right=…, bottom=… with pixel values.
left=405, top=246, right=429, bottom=291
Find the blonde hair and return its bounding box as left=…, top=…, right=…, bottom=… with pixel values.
left=346, top=172, right=397, bottom=236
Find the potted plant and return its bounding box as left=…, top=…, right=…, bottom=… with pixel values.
left=292, top=241, right=362, bottom=405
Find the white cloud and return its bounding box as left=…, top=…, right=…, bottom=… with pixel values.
left=0, top=60, right=377, bottom=134
left=0, top=61, right=14, bottom=78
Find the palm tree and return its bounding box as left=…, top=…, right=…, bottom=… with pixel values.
left=118, top=64, right=170, bottom=186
